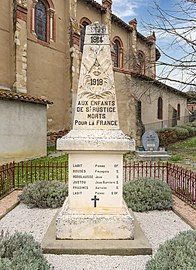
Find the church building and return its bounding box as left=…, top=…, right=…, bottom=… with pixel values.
left=0, top=0, right=189, bottom=149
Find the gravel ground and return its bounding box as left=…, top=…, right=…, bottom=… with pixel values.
left=0, top=203, right=192, bottom=270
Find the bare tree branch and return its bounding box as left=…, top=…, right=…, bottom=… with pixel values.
left=142, top=0, right=196, bottom=89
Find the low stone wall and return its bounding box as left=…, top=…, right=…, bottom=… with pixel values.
left=47, top=129, right=68, bottom=146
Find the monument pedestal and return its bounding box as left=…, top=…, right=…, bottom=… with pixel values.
left=56, top=198, right=134, bottom=240
left=56, top=131, right=135, bottom=240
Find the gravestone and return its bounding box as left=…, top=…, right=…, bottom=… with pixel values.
left=56, top=23, right=135, bottom=240
left=142, top=130, right=159, bottom=151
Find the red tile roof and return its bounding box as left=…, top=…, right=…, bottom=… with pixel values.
left=0, top=90, right=53, bottom=105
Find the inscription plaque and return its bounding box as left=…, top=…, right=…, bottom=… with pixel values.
left=69, top=153, right=123, bottom=209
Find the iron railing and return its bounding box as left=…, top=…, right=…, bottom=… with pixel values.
left=0, top=161, right=195, bottom=207
left=144, top=115, right=191, bottom=131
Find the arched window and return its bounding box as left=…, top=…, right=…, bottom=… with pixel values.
left=31, top=0, right=55, bottom=43
left=35, top=0, right=47, bottom=41
left=177, top=104, right=180, bottom=120
left=157, top=97, right=163, bottom=120
left=137, top=51, right=145, bottom=75
left=113, top=37, right=123, bottom=68
left=80, top=18, right=91, bottom=52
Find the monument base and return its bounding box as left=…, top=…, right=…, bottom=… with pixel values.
left=56, top=198, right=134, bottom=240
left=136, top=150, right=171, bottom=161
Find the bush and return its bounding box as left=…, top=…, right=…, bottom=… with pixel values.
left=172, top=127, right=189, bottom=139
left=157, top=128, right=177, bottom=146
left=146, top=230, right=196, bottom=270
left=0, top=231, right=53, bottom=270
left=179, top=125, right=196, bottom=136
left=19, top=180, right=68, bottom=208
left=123, top=178, right=173, bottom=212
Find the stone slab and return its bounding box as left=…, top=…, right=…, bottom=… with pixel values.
left=42, top=210, right=152, bottom=256
left=136, top=151, right=171, bottom=161
left=57, top=130, right=135, bottom=152
left=56, top=198, right=134, bottom=239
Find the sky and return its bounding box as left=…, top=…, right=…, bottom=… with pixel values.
left=96, top=0, right=196, bottom=91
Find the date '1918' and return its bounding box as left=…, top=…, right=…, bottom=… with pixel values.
left=91, top=78, right=103, bottom=85
left=91, top=35, right=103, bottom=44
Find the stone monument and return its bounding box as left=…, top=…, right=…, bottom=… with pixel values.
left=142, top=130, right=159, bottom=151
left=56, top=23, right=135, bottom=240
left=137, top=130, right=170, bottom=160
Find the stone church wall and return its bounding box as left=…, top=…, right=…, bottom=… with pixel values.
left=0, top=1, right=15, bottom=89
left=129, top=76, right=189, bottom=130
left=26, top=0, right=71, bottom=133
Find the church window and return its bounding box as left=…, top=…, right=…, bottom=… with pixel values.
left=31, top=0, right=55, bottom=43
left=137, top=51, right=145, bottom=75
left=80, top=18, right=91, bottom=52
left=113, top=37, right=123, bottom=68
left=177, top=104, right=180, bottom=120
left=35, top=0, right=47, bottom=41
left=157, top=97, right=163, bottom=120
left=114, top=40, right=120, bottom=67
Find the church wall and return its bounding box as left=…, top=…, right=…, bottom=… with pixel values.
left=111, top=23, right=129, bottom=69
left=77, top=1, right=102, bottom=23
left=114, top=71, right=137, bottom=140
left=0, top=0, right=14, bottom=89
left=137, top=39, right=151, bottom=75
left=129, top=77, right=188, bottom=130
left=26, top=0, right=71, bottom=132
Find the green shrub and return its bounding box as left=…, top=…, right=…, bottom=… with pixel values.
left=157, top=128, right=177, bottom=146
left=146, top=230, right=196, bottom=270
left=123, top=178, right=173, bottom=212
left=181, top=125, right=196, bottom=136
left=19, top=180, right=68, bottom=208
left=172, top=127, right=189, bottom=139
left=188, top=121, right=196, bottom=128
left=0, top=231, right=53, bottom=270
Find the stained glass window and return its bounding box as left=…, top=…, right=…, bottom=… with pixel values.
left=114, top=40, right=120, bottom=67
left=35, top=0, right=47, bottom=42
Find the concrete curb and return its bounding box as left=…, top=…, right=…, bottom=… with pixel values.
left=172, top=207, right=196, bottom=230
left=0, top=201, right=20, bottom=220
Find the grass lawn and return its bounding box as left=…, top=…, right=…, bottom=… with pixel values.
left=167, top=137, right=196, bottom=169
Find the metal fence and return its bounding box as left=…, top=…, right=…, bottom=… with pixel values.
left=0, top=161, right=68, bottom=198
left=123, top=161, right=196, bottom=207
left=144, top=115, right=191, bottom=131
left=0, top=160, right=195, bottom=207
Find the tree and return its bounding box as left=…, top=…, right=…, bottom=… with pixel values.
left=144, top=0, right=196, bottom=90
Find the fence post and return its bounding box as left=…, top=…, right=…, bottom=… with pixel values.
left=166, top=162, right=169, bottom=184
left=11, top=161, right=15, bottom=189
